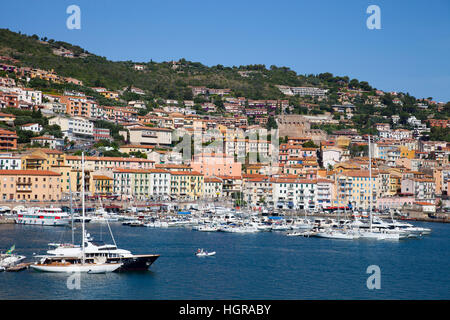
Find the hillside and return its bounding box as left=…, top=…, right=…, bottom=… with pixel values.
left=1, top=28, right=449, bottom=141
left=0, top=28, right=371, bottom=101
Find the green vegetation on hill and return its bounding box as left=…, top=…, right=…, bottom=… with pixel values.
left=1, top=108, right=63, bottom=143
left=1, top=28, right=448, bottom=141
left=0, top=28, right=375, bottom=101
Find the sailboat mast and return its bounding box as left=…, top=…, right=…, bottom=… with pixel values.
left=81, top=152, right=85, bottom=264
left=368, top=135, right=372, bottom=232
left=69, top=174, right=74, bottom=245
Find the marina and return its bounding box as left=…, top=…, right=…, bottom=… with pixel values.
left=0, top=220, right=448, bottom=299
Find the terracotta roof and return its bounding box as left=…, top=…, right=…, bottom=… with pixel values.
left=92, top=175, right=113, bottom=180
left=0, top=170, right=60, bottom=176
left=414, top=202, right=435, bottom=206
left=171, top=171, right=203, bottom=176
left=120, top=145, right=155, bottom=149
left=66, top=156, right=154, bottom=163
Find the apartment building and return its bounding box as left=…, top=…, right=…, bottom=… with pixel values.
left=66, top=156, right=155, bottom=172
left=272, top=177, right=318, bottom=211
left=0, top=170, right=61, bottom=201
left=191, top=153, right=241, bottom=177
left=0, top=129, right=17, bottom=150
left=21, top=149, right=65, bottom=171
left=401, top=178, right=436, bottom=203
left=60, top=95, right=97, bottom=118
left=203, top=177, right=223, bottom=198
left=49, top=115, right=94, bottom=139
left=20, top=123, right=43, bottom=133
left=0, top=153, right=21, bottom=170
left=170, top=171, right=204, bottom=200
left=242, top=175, right=272, bottom=207
left=125, top=126, right=172, bottom=146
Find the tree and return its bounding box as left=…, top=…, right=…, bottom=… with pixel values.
left=266, top=116, right=278, bottom=130
left=302, top=140, right=318, bottom=148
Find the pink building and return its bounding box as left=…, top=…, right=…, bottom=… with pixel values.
left=377, top=196, right=415, bottom=210
left=191, top=153, right=241, bottom=177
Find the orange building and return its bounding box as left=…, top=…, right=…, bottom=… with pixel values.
left=0, top=170, right=62, bottom=201
left=0, top=129, right=18, bottom=150
left=60, top=95, right=96, bottom=118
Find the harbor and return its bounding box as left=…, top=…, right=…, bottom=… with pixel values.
left=0, top=220, right=448, bottom=299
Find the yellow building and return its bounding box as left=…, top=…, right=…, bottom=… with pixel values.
left=48, top=164, right=72, bottom=194
left=245, top=164, right=264, bottom=175
left=119, top=144, right=155, bottom=154
left=334, top=162, right=360, bottom=174
left=68, top=169, right=91, bottom=195
left=338, top=170, right=380, bottom=210
left=99, top=91, right=119, bottom=100
left=399, top=146, right=415, bottom=159
left=22, top=149, right=65, bottom=171
left=91, top=175, right=114, bottom=195
left=336, top=136, right=351, bottom=148
left=170, top=171, right=204, bottom=200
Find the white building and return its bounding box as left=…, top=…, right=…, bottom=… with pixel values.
left=272, top=177, right=318, bottom=211
left=30, top=135, right=64, bottom=149
left=390, top=129, right=413, bottom=140
left=204, top=177, right=223, bottom=198
left=316, top=179, right=334, bottom=209
left=0, top=153, right=21, bottom=170
left=7, top=88, right=42, bottom=105
left=322, top=148, right=342, bottom=168
left=20, top=123, right=43, bottom=133
left=128, top=100, right=146, bottom=109
left=49, top=115, right=94, bottom=139
left=124, top=126, right=172, bottom=146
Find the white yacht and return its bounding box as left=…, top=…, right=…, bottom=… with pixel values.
left=30, top=153, right=123, bottom=273
left=291, top=219, right=314, bottom=230
left=197, top=224, right=219, bottom=232
left=270, top=223, right=291, bottom=231
left=0, top=246, right=26, bottom=268
left=315, top=228, right=360, bottom=240
left=15, top=207, right=70, bottom=226
left=41, top=234, right=159, bottom=271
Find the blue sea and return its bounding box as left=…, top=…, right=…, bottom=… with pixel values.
left=0, top=221, right=448, bottom=299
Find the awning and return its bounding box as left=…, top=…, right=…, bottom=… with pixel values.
left=268, top=216, right=283, bottom=220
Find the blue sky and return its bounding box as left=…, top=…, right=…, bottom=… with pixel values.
left=2, top=0, right=450, bottom=101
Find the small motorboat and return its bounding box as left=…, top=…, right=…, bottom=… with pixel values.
left=195, top=249, right=216, bottom=257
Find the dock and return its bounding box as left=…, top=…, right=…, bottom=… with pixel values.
left=0, top=217, right=15, bottom=224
